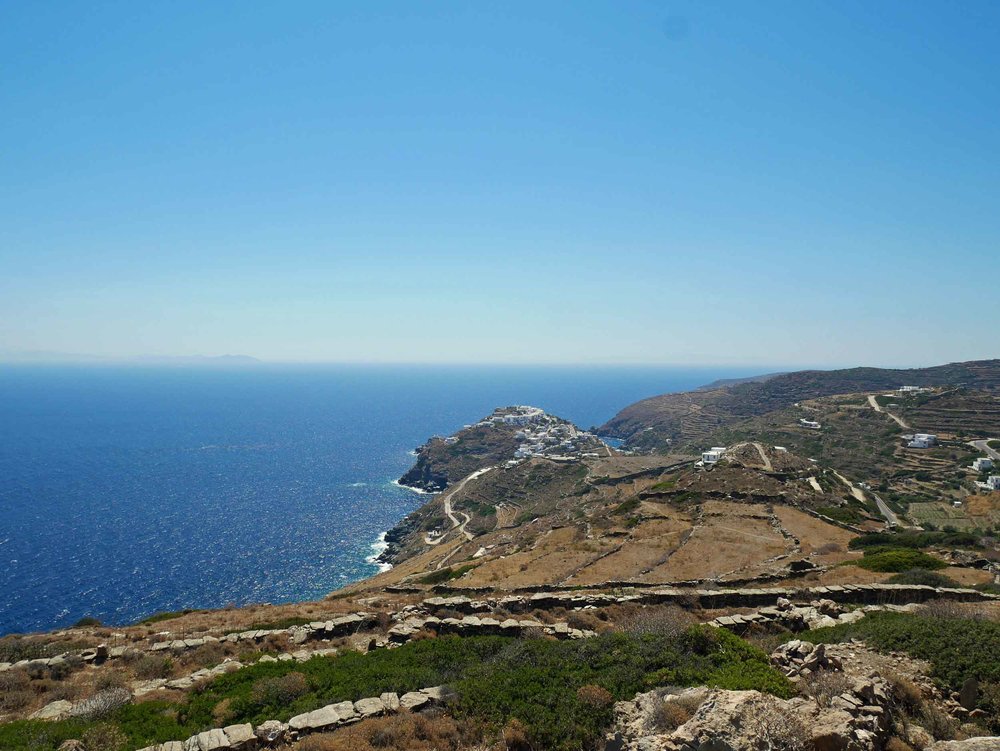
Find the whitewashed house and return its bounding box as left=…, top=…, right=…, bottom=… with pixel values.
left=972, top=457, right=994, bottom=472
left=702, top=447, right=725, bottom=465
left=907, top=433, right=937, bottom=449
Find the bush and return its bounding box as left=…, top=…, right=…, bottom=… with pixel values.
left=799, top=670, right=852, bottom=707
left=137, top=610, right=199, bottom=625
left=738, top=695, right=809, bottom=751
left=248, top=672, right=308, bottom=709
left=80, top=723, right=127, bottom=751
left=647, top=690, right=705, bottom=732
left=70, top=688, right=131, bottom=720
left=417, top=565, right=475, bottom=585
left=849, top=531, right=979, bottom=551
left=71, top=617, right=102, bottom=628
left=0, top=630, right=791, bottom=751
left=132, top=655, right=173, bottom=680
left=614, top=605, right=696, bottom=638
left=854, top=549, right=946, bottom=572
left=802, top=612, right=1000, bottom=729
left=576, top=684, right=613, bottom=709
left=0, top=671, right=33, bottom=712
left=886, top=569, right=960, bottom=588
left=296, top=713, right=470, bottom=751
left=818, top=506, right=864, bottom=524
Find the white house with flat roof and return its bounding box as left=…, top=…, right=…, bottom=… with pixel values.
left=799, top=419, right=821, bottom=430
left=972, top=457, right=994, bottom=472
left=908, top=433, right=937, bottom=449
left=702, top=447, right=726, bottom=465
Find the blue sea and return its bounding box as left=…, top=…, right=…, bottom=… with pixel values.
left=0, top=364, right=760, bottom=635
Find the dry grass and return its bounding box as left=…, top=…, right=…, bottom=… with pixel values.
left=0, top=671, right=33, bottom=712
left=611, top=605, right=697, bottom=638
left=291, top=711, right=477, bottom=751
left=799, top=669, right=852, bottom=707
left=739, top=695, right=809, bottom=751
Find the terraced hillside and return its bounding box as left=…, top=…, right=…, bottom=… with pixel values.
left=898, top=388, right=1000, bottom=437
left=601, top=359, right=1000, bottom=451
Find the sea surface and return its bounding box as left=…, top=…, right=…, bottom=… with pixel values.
left=0, top=364, right=762, bottom=635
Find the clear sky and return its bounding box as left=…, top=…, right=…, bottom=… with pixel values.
left=1, top=1, right=998, bottom=367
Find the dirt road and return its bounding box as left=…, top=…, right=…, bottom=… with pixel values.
left=867, top=394, right=910, bottom=429
left=424, top=467, right=493, bottom=545
left=751, top=442, right=774, bottom=472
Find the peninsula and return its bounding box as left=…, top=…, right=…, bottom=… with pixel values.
left=3, top=360, right=1000, bottom=751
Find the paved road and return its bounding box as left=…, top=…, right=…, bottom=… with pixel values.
left=970, top=439, right=1000, bottom=463
left=871, top=492, right=903, bottom=527
left=424, top=466, right=493, bottom=546
left=867, top=394, right=910, bottom=429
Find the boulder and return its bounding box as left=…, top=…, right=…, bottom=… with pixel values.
left=354, top=696, right=386, bottom=717
left=253, top=720, right=287, bottom=745
left=400, top=691, right=430, bottom=711
left=222, top=724, right=256, bottom=749
left=289, top=704, right=343, bottom=732
left=380, top=691, right=401, bottom=712
left=30, top=700, right=74, bottom=721
left=190, top=728, right=229, bottom=751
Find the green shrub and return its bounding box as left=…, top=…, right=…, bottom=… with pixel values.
left=249, top=672, right=309, bottom=710
left=0, top=629, right=791, bottom=751
left=800, top=611, right=1000, bottom=729
left=818, top=506, right=863, bottom=524
left=613, top=498, right=641, bottom=514
left=418, top=565, right=475, bottom=585
left=138, top=609, right=201, bottom=625
left=848, top=531, right=979, bottom=551
left=72, top=617, right=102, bottom=628
left=885, top=569, right=959, bottom=588
left=853, top=548, right=946, bottom=572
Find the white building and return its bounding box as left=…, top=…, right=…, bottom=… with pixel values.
left=907, top=433, right=937, bottom=449
left=702, top=447, right=726, bottom=464
left=989, top=475, right=1000, bottom=491
left=898, top=385, right=928, bottom=394
left=972, top=457, right=995, bottom=472
left=799, top=419, right=821, bottom=430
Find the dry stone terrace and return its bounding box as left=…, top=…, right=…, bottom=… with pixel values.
left=3, top=582, right=995, bottom=678
left=134, top=685, right=455, bottom=751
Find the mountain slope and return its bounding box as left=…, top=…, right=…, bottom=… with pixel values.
left=601, top=359, right=1000, bottom=451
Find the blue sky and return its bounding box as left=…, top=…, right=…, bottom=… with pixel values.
left=1, top=1, right=998, bottom=366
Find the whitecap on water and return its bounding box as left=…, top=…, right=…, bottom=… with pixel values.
left=365, top=532, right=393, bottom=573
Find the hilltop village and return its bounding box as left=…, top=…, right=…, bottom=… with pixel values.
left=3, top=360, right=1000, bottom=751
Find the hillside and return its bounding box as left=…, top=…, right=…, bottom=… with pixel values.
left=3, top=396, right=1000, bottom=751
left=398, top=405, right=608, bottom=492
left=601, top=359, right=1000, bottom=451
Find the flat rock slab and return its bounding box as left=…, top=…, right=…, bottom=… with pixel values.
left=30, top=700, right=73, bottom=720
left=222, top=724, right=255, bottom=748
left=289, top=704, right=343, bottom=732
left=354, top=696, right=386, bottom=717
left=400, top=691, right=431, bottom=711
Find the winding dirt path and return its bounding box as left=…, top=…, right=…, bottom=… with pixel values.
left=868, top=394, right=910, bottom=429
left=424, top=467, right=493, bottom=546
left=751, top=442, right=774, bottom=472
